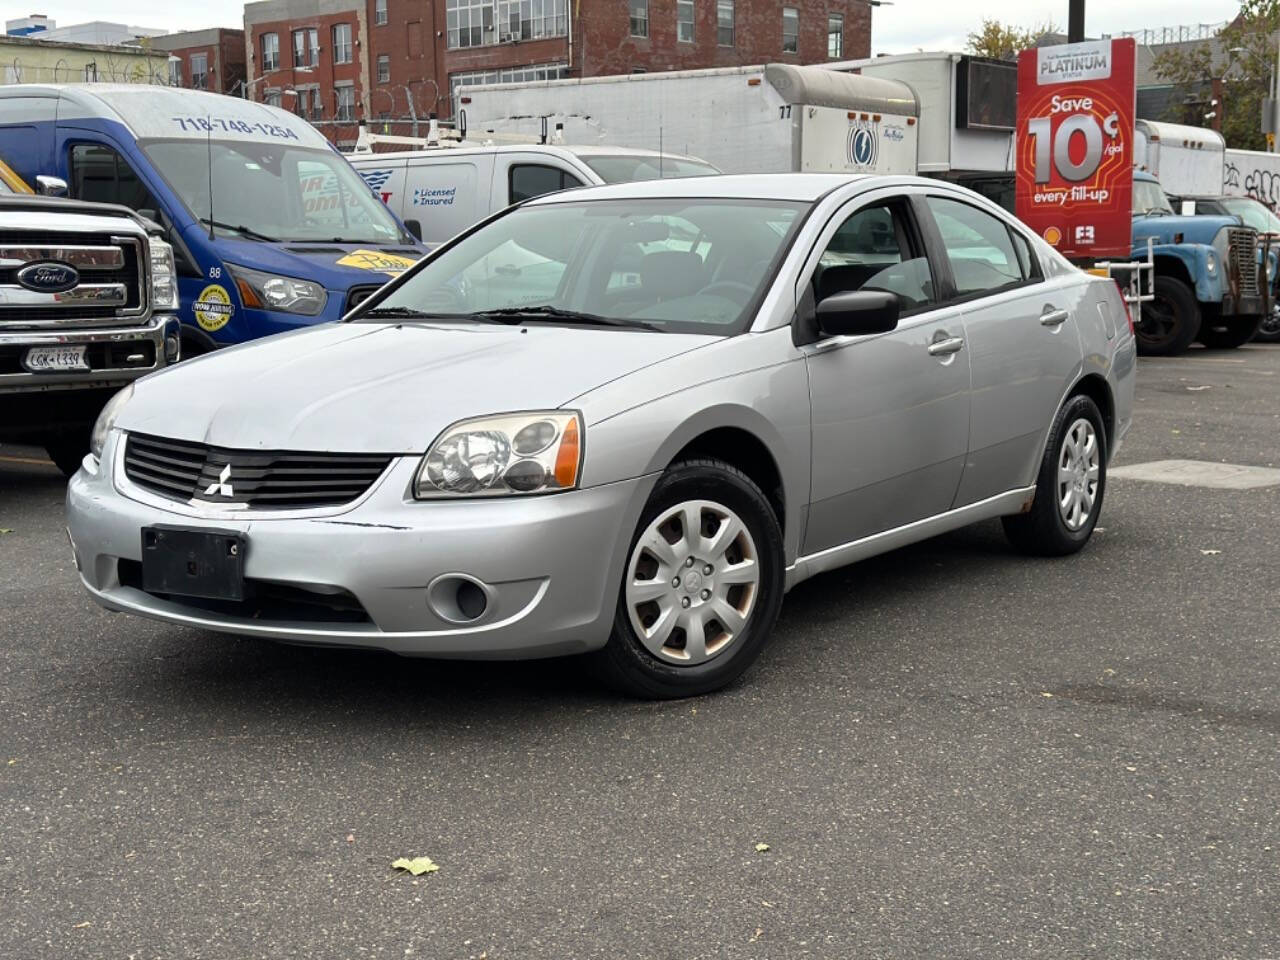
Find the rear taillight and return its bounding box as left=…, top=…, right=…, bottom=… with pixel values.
left=1114, top=280, right=1134, bottom=336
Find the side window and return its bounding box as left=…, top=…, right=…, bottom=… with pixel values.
left=925, top=196, right=1025, bottom=296
left=509, top=164, right=583, bottom=204
left=69, top=143, right=157, bottom=213
left=814, top=201, right=935, bottom=311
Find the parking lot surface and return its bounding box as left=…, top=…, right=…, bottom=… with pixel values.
left=2, top=345, right=1278, bottom=959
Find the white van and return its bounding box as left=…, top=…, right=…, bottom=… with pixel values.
left=349, top=142, right=719, bottom=246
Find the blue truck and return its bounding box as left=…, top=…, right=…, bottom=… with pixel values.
left=0, top=84, right=425, bottom=357
left=1130, top=170, right=1268, bottom=355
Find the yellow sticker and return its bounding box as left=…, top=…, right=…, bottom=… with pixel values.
left=335, top=249, right=419, bottom=275
left=194, top=284, right=234, bottom=332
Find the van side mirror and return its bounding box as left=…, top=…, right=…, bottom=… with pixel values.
left=815, top=290, right=899, bottom=338
left=403, top=219, right=423, bottom=241
left=36, top=175, right=68, bottom=197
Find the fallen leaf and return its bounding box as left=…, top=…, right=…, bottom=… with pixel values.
left=754, top=842, right=770, bottom=853
left=1200, top=549, right=1222, bottom=556
left=346, top=834, right=355, bottom=843
left=749, top=928, right=764, bottom=943
left=1186, top=385, right=1212, bottom=392
left=1126, top=766, right=1137, bottom=772
left=73, top=922, right=91, bottom=929
left=1041, top=692, right=1054, bottom=698
left=391, top=856, right=439, bottom=876
left=0, top=528, right=11, bottom=535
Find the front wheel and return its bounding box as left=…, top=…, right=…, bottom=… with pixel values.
left=1253, top=304, right=1280, bottom=344
left=1002, top=395, right=1107, bottom=557
left=591, top=458, right=785, bottom=699
left=1198, top=314, right=1262, bottom=349
left=1136, top=276, right=1201, bottom=356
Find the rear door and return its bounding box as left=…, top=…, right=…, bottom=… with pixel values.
left=916, top=193, right=1085, bottom=505
left=402, top=154, right=494, bottom=245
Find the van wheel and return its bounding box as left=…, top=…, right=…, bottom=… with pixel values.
left=1198, top=314, right=1262, bottom=349
left=591, top=458, right=784, bottom=699
left=1137, top=276, right=1200, bottom=356
left=1003, top=395, right=1106, bottom=557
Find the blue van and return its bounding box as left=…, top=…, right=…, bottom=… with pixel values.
left=0, top=84, right=425, bottom=355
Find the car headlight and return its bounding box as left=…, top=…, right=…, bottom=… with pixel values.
left=1206, top=250, right=1217, bottom=275
left=147, top=236, right=179, bottom=311
left=90, top=383, right=133, bottom=460
left=415, top=412, right=582, bottom=499
left=229, top=264, right=327, bottom=316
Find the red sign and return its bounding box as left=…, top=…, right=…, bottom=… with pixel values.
left=1016, top=38, right=1136, bottom=259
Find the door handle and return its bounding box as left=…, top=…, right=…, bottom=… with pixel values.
left=927, top=335, right=965, bottom=356
left=1040, top=307, right=1070, bottom=327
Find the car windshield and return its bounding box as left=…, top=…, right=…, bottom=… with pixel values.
left=1132, top=179, right=1174, bottom=216
left=581, top=154, right=721, bottom=183
left=359, top=198, right=808, bottom=335
left=142, top=139, right=408, bottom=243
left=1220, top=197, right=1280, bottom=234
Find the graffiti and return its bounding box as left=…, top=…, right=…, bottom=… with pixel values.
left=1224, top=161, right=1241, bottom=190
left=1244, top=168, right=1280, bottom=210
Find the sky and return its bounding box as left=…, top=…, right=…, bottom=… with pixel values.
left=23, top=0, right=1246, bottom=53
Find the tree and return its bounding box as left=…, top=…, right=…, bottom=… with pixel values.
left=966, top=18, right=1058, bottom=61
left=1153, top=0, right=1280, bottom=150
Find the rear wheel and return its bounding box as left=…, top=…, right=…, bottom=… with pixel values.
left=1198, top=314, right=1262, bottom=349
left=1137, top=276, right=1200, bottom=356
left=1003, top=395, right=1106, bottom=556
left=1254, top=304, right=1280, bottom=344
left=591, top=458, right=784, bottom=699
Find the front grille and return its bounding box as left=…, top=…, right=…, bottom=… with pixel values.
left=123, top=433, right=395, bottom=509
left=0, top=232, right=142, bottom=324
left=1228, top=228, right=1260, bottom=297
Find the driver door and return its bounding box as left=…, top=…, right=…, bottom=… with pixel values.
left=801, top=193, right=972, bottom=556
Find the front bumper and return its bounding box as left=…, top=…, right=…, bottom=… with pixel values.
left=0, top=315, right=178, bottom=394
left=66, top=430, right=654, bottom=659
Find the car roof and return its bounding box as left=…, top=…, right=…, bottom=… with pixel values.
left=352, top=142, right=712, bottom=165
left=524, top=172, right=881, bottom=204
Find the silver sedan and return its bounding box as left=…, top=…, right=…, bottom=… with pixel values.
left=67, top=174, right=1137, bottom=697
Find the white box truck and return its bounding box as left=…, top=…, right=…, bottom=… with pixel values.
left=456, top=63, right=921, bottom=177
left=1133, top=119, right=1225, bottom=197
left=1223, top=148, right=1280, bottom=210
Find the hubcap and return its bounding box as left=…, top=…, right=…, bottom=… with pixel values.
left=1057, top=418, right=1101, bottom=532
left=625, top=499, right=760, bottom=666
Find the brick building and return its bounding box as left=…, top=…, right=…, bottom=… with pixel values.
left=243, top=0, right=874, bottom=145
left=151, top=28, right=246, bottom=95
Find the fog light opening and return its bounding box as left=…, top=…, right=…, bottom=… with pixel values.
left=427, top=574, right=491, bottom=624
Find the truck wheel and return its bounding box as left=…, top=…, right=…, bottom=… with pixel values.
left=1198, top=315, right=1262, bottom=349
left=43, top=430, right=90, bottom=478
left=1254, top=305, right=1280, bottom=344
left=1137, top=276, right=1201, bottom=356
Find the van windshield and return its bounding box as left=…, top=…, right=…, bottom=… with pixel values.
left=142, top=139, right=408, bottom=244
left=581, top=154, right=721, bottom=183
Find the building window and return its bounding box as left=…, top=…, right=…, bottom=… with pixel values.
left=629, top=0, right=648, bottom=38
left=167, top=58, right=182, bottom=86
left=265, top=88, right=282, bottom=107
left=450, top=62, right=568, bottom=108
left=676, top=0, right=694, bottom=43
left=717, top=0, right=734, bottom=46
left=782, top=7, right=798, bottom=53
left=190, top=53, right=208, bottom=90
left=292, top=29, right=307, bottom=67
left=261, top=32, right=279, bottom=71
left=335, top=84, right=355, bottom=122
left=307, top=28, right=319, bottom=65
left=375, top=0, right=388, bottom=25
left=446, top=0, right=568, bottom=48
left=333, top=23, right=353, bottom=63
left=377, top=54, right=390, bottom=83
left=309, top=86, right=324, bottom=119
left=827, top=13, right=843, bottom=58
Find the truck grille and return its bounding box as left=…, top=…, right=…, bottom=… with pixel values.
left=123, top=433, right=395, bottom=509
left=1228, top=228, right=1260, bottom=297
left=0, top=233, right=143, bottom=326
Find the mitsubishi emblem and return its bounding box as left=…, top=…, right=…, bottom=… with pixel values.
left=203, top=463, right=234, bottom=498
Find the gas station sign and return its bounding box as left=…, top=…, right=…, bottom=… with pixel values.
left=1016, top=38, right=1137, bottom=259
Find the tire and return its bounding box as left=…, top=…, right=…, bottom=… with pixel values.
left=1198, top=314, right=1262, bottom=349
left=591, top=458, right=785, bottom=699
left=43, top=429, right=91, bottom=478
left=1002, top=395, right=1106, bottom=557
left=1254, top=305, right=1280, bottom=344
left=1136, top=276, right=1201, bottom=356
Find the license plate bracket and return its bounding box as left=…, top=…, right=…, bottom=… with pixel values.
left=23, top=345, right=89, bottom=373
left=140, top=526, right=245, bottom=601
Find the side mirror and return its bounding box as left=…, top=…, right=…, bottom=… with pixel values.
left=403, top=218, right=423, bottom=241
left=36, top=175, right=68, bottom=197
left=815, top=290, right=899, bottom=338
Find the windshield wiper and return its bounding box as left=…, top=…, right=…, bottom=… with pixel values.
left=470, top=306, right=661, bottom=331
left=361, top=306, right=442, bottom=319
left=199, top=218, right=279, bottom=242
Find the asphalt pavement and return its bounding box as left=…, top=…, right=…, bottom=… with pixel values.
left=2, top=345, right=1278, bottom=959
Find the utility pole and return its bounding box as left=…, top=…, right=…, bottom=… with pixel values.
left=1068, top=0, right=1085, bottom=43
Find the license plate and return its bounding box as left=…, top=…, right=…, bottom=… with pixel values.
left=23, top=345, right=89, bottom=373
left=141, top=527, right=245, bottom=601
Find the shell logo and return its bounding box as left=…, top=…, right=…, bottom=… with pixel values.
left=1043, top=226, right=1063, bottom=246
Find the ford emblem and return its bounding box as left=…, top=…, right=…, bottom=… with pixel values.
left=16, top=261, right=80, bottom=294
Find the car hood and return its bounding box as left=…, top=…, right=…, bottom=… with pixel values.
left=196, top=232, right=427, bottom=289
left=1132, top=213, right=1238, bottom=247
left=118, top=322, right=717, bottom=452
